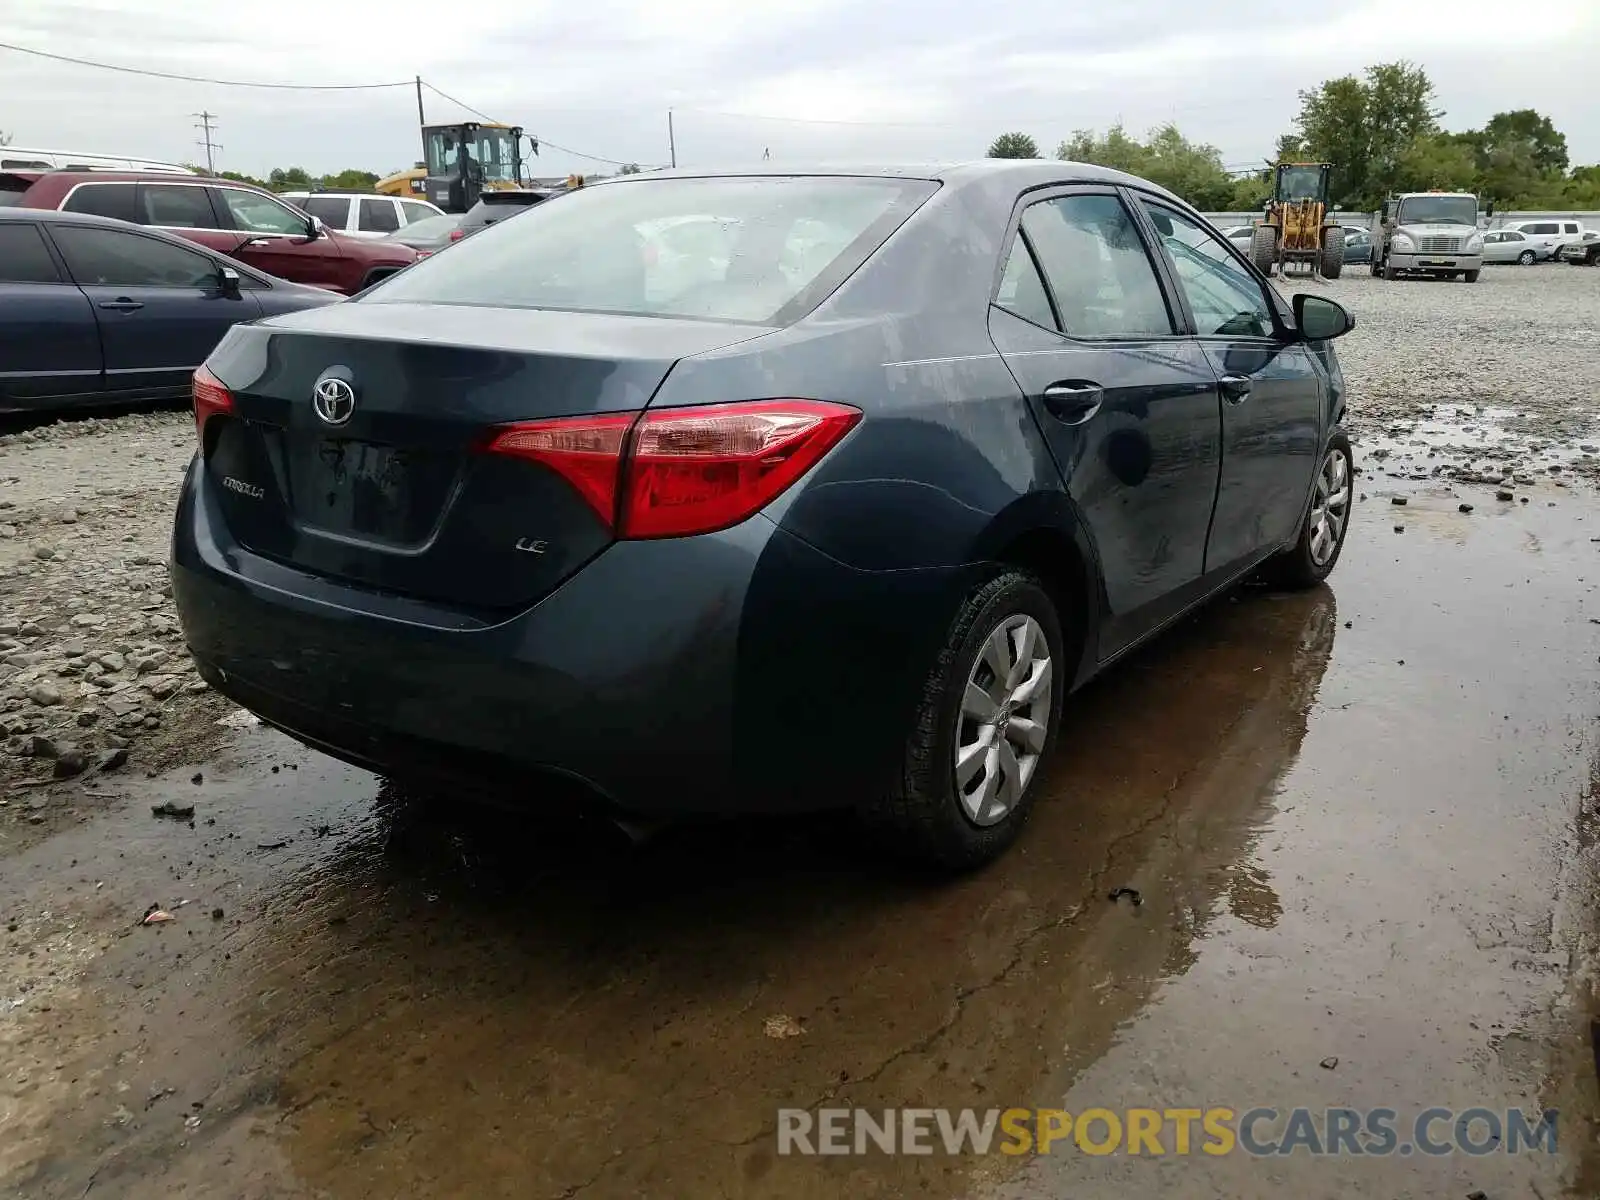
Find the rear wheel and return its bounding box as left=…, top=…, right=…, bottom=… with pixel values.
left=1251, top=225, right=1278, bottom=276
left=1318, top=227, right=1345, bottom=279
left=861, top=571, right=1064, bottom=871
left=1263, top=432, right=1353, bottom=589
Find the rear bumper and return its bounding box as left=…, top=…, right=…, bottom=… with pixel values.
left=170, top=459, right=960, bottom=815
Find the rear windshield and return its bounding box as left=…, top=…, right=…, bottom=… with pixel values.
left=0, top=185, right=25, bottom=207
left=366, top=175, right=938, bottom=324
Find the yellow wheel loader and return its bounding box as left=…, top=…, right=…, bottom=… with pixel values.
left=1249, top=162, right=1345, bottom=280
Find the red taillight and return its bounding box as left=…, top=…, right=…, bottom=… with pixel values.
left=448, top=228, right=464, bottom=242
left=480, top=400, right=860, bottom=539
left=192, top=365, right=234, bottom=445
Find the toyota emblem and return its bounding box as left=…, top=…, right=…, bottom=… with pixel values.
left=312, top=375, right=357, bottom=426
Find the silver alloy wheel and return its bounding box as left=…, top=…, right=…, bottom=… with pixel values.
left=1308, top=446, right=1351, bottom=567
left=955, top=614, right=1052, bottom=827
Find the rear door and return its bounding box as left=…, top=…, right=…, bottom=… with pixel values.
left=355, top=198, right=401, bottom=238
left=47, top=223, right=261, bottom=396
left=210, top=186, right=347, bottom=290
left=299, top=195, right=354, bottom=235
left=0, top=221, right=103, bottom=406
left=1134, top=198, right=1324, bottom=579
left=987, top=186, right=1222, bottom=657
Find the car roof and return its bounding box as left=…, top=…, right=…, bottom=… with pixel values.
left=21, top=170, right=271, bottom=193
left=589, top=160, right=1181, bottom=196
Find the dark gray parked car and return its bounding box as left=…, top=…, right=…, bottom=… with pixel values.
left=172, top=163, right=1355, bottom=869
left=0, top=208, right=338, bottom=413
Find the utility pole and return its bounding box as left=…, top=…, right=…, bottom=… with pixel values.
left=192, top=111, right=221, bottom=174
left=415, top=76, right=426, bottom=128
left=668, top=109, right=676, bottom=168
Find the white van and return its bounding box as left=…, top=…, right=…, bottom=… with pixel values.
left=0, top=146, right=196, bottom=175
left=279, top=191, right=445, bottom=239
left=1504, top=218, right=1592, bottom=257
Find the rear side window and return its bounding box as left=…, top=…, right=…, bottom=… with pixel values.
left=52, top=225, right=219, bottom=288
left=301, top=196, right=350, bottom=226
left=359, top=198, right=399, bottom=233
left=368, top=176, right=938, bottom=324
left=0, top=224, right=61, bottom=283
left=62, top=183, right=138, bottom=223
left=140, top=184, right=218, bottom=228
left=1021, top=193, right=1174, bottom=339
left=994, top=238, right=1056, bottom=329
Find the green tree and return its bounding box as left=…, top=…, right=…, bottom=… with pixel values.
left=266, top=166, right=313, bottom=192
left=1058, top=123, right=1235, bottom=209
left=1394, top=133, right=1478, bottom=194
left=619, top=162, right=642, bottom=175
left=1294, top=61, right=1440, bottom=208
left=320, top=168, right=379, bottom=191
left=1481, top=109, right=1567, bottom=174
left=218, top=169, right=269, bottom=189
left=987, top=132, right=1040, bottom=159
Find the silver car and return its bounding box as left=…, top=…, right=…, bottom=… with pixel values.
left=1481, top=229, right=1545, bottom=265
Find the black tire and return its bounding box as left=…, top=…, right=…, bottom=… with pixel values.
left=1318, top=227, right=1344, bottom=279
left=1518, top=249, right=1537, bottom=265
left=1251, top=225, right=1278, bottom=276
left=1369, top=255, right=1382, bottom=277
left=1262, top=431, right=1354, bottom=590
left=1383, top=256, right=1399, bottom=281
left=860, top=571, right=1065, bottom=871
left=1463, top=269, right=1480, bottom=282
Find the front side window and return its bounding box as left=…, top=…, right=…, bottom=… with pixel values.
left=359, top=198, right=400, bottom=233
left=51, top=226, right=218, bottom=288
left=62, top=183, right=138, bottom=223
left=0, top=223, right=61, bottom=283
left=367, top=175, right=937, bottom=325
left=140, top=184, right=217, bottom=229
left=217, top=188, right=307, bottom=235
left=400, top=201, right=437, bottom=225
left=1141, top=202, right=1275, bottom=339
left=1019, top=193, right=1173, bottom=339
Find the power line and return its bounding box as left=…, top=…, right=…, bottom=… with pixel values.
left=0, top=40, right=412, bottom=89
left=193, top=111, right=221, bottom=173
left=420, top=82, right=645, bottom=168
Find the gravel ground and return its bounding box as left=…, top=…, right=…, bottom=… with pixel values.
left=1, top=261, right=1596, bottom=845
left=1304, top=262, right=1600, bottom=483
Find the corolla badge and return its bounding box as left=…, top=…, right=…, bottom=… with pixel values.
left=312, top=373, right=357, bottom=426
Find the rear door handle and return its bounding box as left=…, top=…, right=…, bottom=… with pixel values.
left=243, top=238, right=271, bottom=248
left=1218, top=374, right=1252, bottom=404
left=1041, top=381, right=1104, bottom=425
left=97, top=298, right=144, bottom=312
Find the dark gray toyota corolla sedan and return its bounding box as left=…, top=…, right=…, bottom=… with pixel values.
left=172, top=161, right=1355, bottom=869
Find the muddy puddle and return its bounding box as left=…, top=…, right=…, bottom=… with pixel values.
left=4, top=479, right=1600, bottom=1199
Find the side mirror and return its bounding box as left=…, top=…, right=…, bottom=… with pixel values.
left=1292, top=293, right=1354, bottom=341
left=218, top=266, right=241, bottom=299
left=305, top=215, right=325, bottom=241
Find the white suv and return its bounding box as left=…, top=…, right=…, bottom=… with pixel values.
left=1503, top=218, right=1593, bottom=257
left=280, top=192, right=444, bottom=239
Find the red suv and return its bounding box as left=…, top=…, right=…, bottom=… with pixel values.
left=6, top=172, right=417, bottom=294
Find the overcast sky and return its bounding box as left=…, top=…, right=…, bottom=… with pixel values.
left=1, top=0, right=1596, bottom=181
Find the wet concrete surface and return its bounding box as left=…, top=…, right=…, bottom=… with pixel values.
left=4, top=478, right=1600, bottom=1199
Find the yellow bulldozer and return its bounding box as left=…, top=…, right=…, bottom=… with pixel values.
left=1249, top=162, right=1344, bottom=280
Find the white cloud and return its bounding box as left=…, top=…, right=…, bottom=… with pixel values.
left=1, top=0, right=1596, bottom=177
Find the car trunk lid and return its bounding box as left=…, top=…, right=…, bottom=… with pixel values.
left=202, top=301, right=770, bottom=612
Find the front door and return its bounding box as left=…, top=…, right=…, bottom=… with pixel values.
left=1135, top=200, right=1325, bottom=579
left=988, top=186, right=1223, bottom=658
left=210, top=186, right=346, bottom=291
left=47, top=223, right=260, bottom=395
